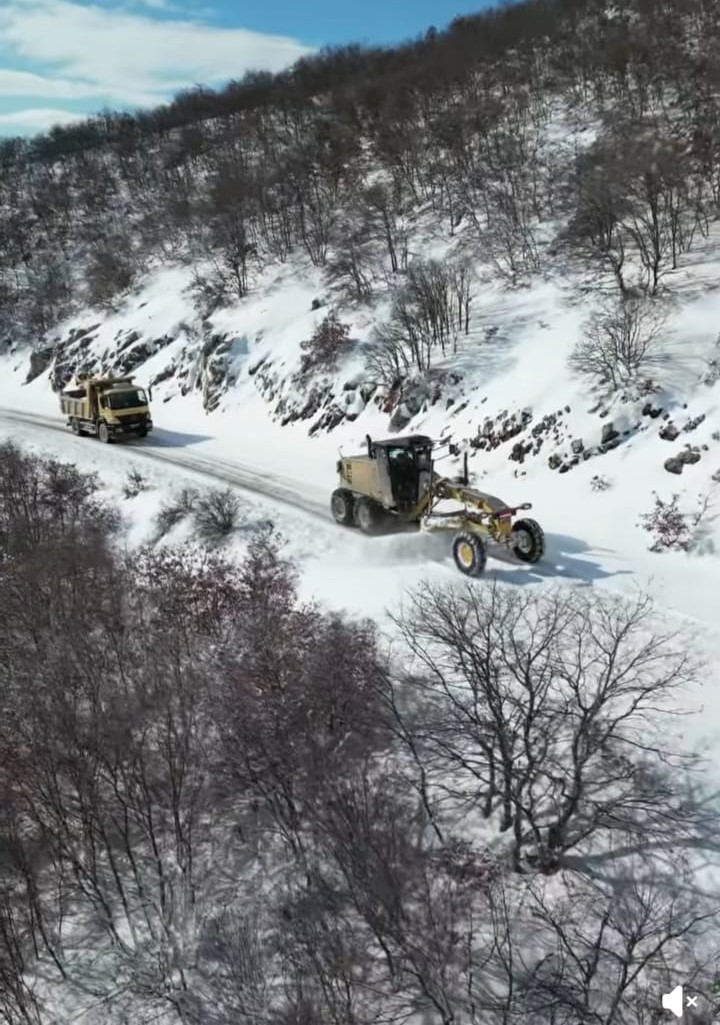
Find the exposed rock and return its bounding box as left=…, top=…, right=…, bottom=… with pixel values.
left=664, top=457, right=684, bottom=474
left=683, top=413, right=706, bottom=432
left=571, top=438, right=584, bottom=454
left=310, top=402, right=347, bottom=435
left=702, top=359, right=720, bottom=387
left=117, top=330, right=142, bottom=354
left=68, top=324, right=101, bottom=342
left=600, top=422, right=619, bottom=445
left=548, top=453, right=562, bottom=470
left=278, top=383, right=332, bottom=427
left=248, top=355, right=269, bottom=376
left=114, top=336, right=174, bottom=376
left=25, top=345, right=55, bottom=383
left=598, top=437, right=621, bottom=453
left=509, top=442, right=526, bottom=463
left=659, top=422, right=680, bottom=441
left=150, top=364, right=176, bottom=388
left=678, top=446, right=701, bottom=465
left=388, top=379, right=432, bottom=430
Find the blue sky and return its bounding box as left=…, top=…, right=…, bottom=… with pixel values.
left=0, top=0, right=500, bottom=136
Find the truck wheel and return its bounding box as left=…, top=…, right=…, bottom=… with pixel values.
left=354, top=496, right=386, bottom=534
left=452, top=532, right=487, bottom=577
left=510, top=518, right=545, bottom=564
left=136, top=427, right=148, bottom=438
left=97, top=422, right=111, bottom=444
left=331, top=488, right=355, bottom=526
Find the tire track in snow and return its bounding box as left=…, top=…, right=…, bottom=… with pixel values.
left=0, top=408, right=332, bottom=523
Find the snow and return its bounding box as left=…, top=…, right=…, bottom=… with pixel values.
left=3, top=246, right=720, bottom=766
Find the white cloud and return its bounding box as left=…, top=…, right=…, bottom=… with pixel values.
left=0, top=68, right=108, bottom=99
left=0, top=107, right=85, bottom=130
left=0, top=0, right=313, bottom=114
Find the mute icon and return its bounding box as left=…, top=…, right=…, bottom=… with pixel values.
left=662, top=985, right=684, bottom=1018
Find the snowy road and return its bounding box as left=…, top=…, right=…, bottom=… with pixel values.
left=0, top=407, right=332, bottom=522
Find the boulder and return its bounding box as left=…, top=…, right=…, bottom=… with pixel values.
left=25, top=345, right=55, bottom=383
left=601, top=422, right=620, bottom=445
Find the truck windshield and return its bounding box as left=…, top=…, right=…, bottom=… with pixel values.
left=106, top=389, right=147, bottom=410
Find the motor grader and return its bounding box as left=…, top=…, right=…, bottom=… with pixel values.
left=331, top=434, right=545, bottom=577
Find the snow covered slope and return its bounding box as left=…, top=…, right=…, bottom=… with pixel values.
left=3, top=234, right=720, bottom=551
left=3, top=236, right=720, bottom=761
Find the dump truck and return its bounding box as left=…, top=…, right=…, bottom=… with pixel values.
left=60, top=375, right=152, bottom=442
left=331, top=433, right=545, bottom=577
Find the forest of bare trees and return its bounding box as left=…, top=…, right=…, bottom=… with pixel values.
left=1, top=444, right=719, bottom=1024
left=2, top=0, right=720, bottom=385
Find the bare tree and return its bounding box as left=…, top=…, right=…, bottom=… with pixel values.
left=391, top=583, right=703, bottom=874
left=367, top=258, right=473, bottom=381
left=564, top=146, right=632, bottom=295
left=569, top=295, right=669, bottom=389
left=515, top=865, right=720, bottom=1024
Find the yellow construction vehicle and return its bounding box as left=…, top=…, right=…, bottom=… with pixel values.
left=60, top=375, right=152, bottom=442
left=331, top=433, right=545, bottom=576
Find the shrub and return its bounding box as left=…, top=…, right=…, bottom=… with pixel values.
left=123, top=467, right=149, bottom=499
left=299, top=312, right=351, bottom=375
left=639, top=492, right=691, bottom=551
left=590, top=474, right=613, bottom=492
left=640, top=490, right=714, bottom=552
left=193, top=487, right=243, bottom=544
left=154, top=486, right=199, bottom=538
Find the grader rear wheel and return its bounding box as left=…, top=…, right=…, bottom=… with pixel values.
left=354, top=496, right=386, bottom=534
left=452, top=531, right=487, bottom=577
left=330, top=488, right=355, bottom=526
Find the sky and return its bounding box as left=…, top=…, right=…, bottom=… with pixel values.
left=0, top=0, right=498, bottom=137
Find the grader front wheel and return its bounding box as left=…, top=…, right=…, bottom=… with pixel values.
left=452, top=532, right=488, bottom=577
left=510, top=518, right=545, bottom=564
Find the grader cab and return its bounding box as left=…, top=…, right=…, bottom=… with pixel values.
left=331, top=433, right=545, bottom=577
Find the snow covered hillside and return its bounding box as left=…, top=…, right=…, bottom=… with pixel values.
left=3, top=232, right=720, bottom=621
